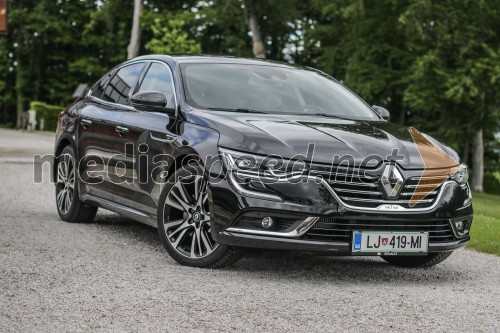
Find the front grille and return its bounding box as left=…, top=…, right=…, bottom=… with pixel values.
left=399, top=176, right=442, bottom=208
left=304, top=217, right=455, bottom=243
left=311, top=167, right=443, bottom=209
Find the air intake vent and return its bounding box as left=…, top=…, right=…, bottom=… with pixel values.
left=304, top=217, right=455, bottom=243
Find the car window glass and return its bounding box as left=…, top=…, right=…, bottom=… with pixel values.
left=181, top=64, right=378, bottom=120
left=138, top=63, right=175, bottom=106
left=102, top=63, right=145, bottom=105
left=90, top=72, right=112, bottom=99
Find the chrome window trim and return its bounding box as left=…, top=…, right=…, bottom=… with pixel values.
left=86, top=59, right=179, bottom=116
left=87, top=94, right=136, bottom=111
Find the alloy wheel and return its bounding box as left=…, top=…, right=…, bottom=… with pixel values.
left=163, top=174, right=219, bottom=258
left=56, top=153, right=75, bottom=215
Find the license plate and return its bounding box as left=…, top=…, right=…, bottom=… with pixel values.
left=352, top=231, right=428, bottom=254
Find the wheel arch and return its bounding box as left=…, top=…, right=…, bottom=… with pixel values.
left=169, top=153, right=200, bottom=175
left=53, top=137, right=73, bottom=180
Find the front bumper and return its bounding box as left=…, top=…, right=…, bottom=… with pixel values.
left=216, top=231, right=469, bottom=254
left=208, top=176, right=472, bottom=254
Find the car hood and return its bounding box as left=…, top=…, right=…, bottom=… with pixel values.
left=187, top=111, right=460, bottom=169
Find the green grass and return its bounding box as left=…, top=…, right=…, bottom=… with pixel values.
left=467, top=192, right=500, bottom=255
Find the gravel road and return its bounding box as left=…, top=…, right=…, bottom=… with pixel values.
left=0, top=129, right=499, bottom=332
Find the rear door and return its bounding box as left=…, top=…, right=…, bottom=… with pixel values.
left=112, top=61, right=180, bottom=215
left=78, top=62, right=146, bottom=201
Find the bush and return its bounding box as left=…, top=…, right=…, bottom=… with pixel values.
left=30, top=101, right=64, bottom=132
left=484, top=173, right=500, bottom=195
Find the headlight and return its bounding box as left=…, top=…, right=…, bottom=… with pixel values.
left=219, top=148, right=309, bottom=201
left=451, top=163, right=469, bottom=184
left=220, top=148, right=308, bottom=180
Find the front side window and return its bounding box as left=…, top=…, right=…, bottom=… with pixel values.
left=102, top=63, right=145, bottom=105
left=137, top=63, right=175, bottom=106
left=180, top=63, right=378, bottom=120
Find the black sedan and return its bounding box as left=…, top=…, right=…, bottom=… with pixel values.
left=54, top=55, right=472, bottom=268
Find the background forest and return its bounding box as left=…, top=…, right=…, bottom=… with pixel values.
left=0, top=0, right=499, bottom=193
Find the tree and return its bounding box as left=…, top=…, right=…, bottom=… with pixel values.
left=401, top=0, right=500, bottom=192
left=127, top=0, right=143, bottom=59
left=243, top=0, right=265, bottom=58
left=143, top=12, right=201, bottom=55
left=6, top=0, right=92, bottom=126
left=307, top=0, right=412, bottom=124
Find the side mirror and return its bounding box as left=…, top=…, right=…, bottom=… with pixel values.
left=372, top=105, right=390, bottom=120
left=131, top=91, right=173, bottom=113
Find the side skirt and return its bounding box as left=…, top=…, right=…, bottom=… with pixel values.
left=81, top=193, right=158, bottom=228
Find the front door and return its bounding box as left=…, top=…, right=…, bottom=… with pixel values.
left=112, top=62, right=180, bottom=215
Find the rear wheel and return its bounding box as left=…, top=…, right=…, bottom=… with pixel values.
left=382, top=251, right=453, bottom=268
left=158, top=165, right=241, bottom=268
left=55, top=146, right=97, bottom=223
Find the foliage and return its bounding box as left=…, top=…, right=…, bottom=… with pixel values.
left=483, top=173, right=500, bottom=195
left=143, top=13, right=201, bottom=55
left=400, top=0, right=500, bottom=152
left=29, top=101, right=64, bottom=131
left=309, top=0, right=412, bottom=124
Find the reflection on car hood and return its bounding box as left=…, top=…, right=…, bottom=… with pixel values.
left=187, top=111, right=459, bottom=169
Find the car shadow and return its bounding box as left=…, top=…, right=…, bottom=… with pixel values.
left=229, top=249, right=468, bottom=285
left=91, top=212, right=470, bottom=285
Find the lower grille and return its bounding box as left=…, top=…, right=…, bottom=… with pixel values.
left=304, top=217, right=455, bottom=243
left=233, top=212, right=299, bottom=231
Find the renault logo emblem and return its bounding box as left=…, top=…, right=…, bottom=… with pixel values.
left=379, top=164, right=404, bottom=198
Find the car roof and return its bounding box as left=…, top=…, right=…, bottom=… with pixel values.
left=129, top=54, right=300, bottom=69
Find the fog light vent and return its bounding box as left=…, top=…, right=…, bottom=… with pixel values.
left=262, top=216, right=275, bottom=229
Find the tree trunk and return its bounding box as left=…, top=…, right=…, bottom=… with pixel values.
left=398, top=103, right=405, bottom=125
left=243, top=0, right=265, bottom=59
left=471, top=127, right=484, bottom=192
left=462, top=139, right=470, bottom=165
left=127, top=0, right=143, bottom=60
left=15, top=63, right=24, bottom=129
left=35, top=53, right=42, bottom=101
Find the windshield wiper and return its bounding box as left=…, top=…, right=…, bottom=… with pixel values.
left=206, top=107, right=267, bottom=114
left=311, top=113, right=352, bottom=120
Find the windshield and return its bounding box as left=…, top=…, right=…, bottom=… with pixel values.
left=180, top=63, right=378, bottom=120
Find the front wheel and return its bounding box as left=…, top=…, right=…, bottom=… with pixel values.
left=157, top=165, right=242, bottom=268
left=382, top=251, right=453, bottom=268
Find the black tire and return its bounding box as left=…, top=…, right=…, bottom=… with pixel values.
left=382, top=251, right=453, bottom=268
left=55, top=146, right=98, bottom=223
left=157, top=164, right=242, bottom=268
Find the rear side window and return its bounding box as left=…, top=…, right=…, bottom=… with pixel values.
left=89, top=72, right=112, bottom=99
left=102, top=63, right=145, bottom=105
left=137, top=63, right=175, bottom=106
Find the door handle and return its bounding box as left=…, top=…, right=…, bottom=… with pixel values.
left=115, top=125, right=129, bottom=135
left=165, top=134, right=178, bottom=142
left=80, top=118, right=92, bottom=128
